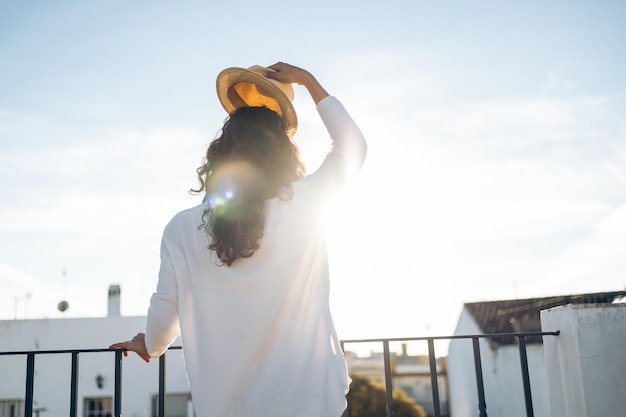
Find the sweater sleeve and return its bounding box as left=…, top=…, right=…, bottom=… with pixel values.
left=145, top=225, right=181, bottom=357
left=301, top=96, right=367, bottom=195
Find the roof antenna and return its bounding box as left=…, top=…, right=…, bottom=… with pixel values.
left=57, top=269, right=70, bottom=316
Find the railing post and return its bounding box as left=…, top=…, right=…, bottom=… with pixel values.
left=427, top=339, right=442, bottom=417
left=159, top=354, right=166, bottom=417
left=114, top=350, right=123, bottom=417
left=517, top=336, right=534, bottom=417
left=382, top=340, right=395, bottom=417
left=472, top=337, right=488, bottom=417
left=70, top=352, right=79, bottom=417
left=25, top=353, right=35, bottom=417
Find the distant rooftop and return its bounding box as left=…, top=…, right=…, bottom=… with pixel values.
left=464, top=290, right=626, bottom=345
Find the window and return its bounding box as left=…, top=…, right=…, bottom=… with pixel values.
left=84, top=397, right=112, bottom=417
left=0, top=400, right=23, bottom=417
left=151, top=393, right=193, bottom=417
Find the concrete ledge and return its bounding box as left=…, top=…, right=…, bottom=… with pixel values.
left=541, top=303, right=626, bottom=417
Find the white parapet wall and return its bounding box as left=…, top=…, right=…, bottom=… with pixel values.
left=540, top=303, right=626, bottom=417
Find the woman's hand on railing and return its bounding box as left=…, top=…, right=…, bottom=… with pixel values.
left=109, top=332, right=151, bottom=363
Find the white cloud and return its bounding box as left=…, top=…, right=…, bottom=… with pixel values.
left=542, top=70, right=576, bottom=92
left=0, top=125, right=207, bottom=236
left=0, top=124, right=210, bottom=319
left=410, top=96, right=612, bottom=155
left=0, top=263, right=61, bottom=319
left=606, top=129, right=626, bottom=186
left=0, top=262, right=46, bottom=289
left=0, top=108, right=46, bottom=130
left=499, top=202, right=626, bottom=300
left=322, top=59, right=626, bottom=318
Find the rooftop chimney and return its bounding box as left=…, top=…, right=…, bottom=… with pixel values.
left=108, top=285, right=121, bottom=317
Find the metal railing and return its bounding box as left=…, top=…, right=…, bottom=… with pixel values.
left=341, top=331, right=560, bottom=417
left=0, top=331, right=559, bottom=417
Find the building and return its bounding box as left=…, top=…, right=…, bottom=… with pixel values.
left=0, top=285, right=193, bottom=417
left=446, top=291, right=626, bottom=417
left=345, top=344, right=449, bottom=417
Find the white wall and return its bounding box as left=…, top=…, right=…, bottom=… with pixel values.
left=447, top=308, right=550, bottom=417
left=487, top=343, right=549, bottom=417
left=447, top=309, right=482, bottom=417
left=0, top=316, right=190, bottom=417
left=541, top=303, right=626, bottom=417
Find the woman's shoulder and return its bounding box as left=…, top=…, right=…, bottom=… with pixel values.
left=163, top=203, right=207, bottom=233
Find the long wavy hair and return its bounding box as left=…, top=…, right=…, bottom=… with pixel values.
left=192, top=106, right=306, bottom=266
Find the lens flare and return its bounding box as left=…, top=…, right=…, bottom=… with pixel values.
left=205, top=161, right=263, bottom=215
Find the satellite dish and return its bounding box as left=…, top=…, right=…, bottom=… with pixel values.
left=57, top=300, right=69, bottom=312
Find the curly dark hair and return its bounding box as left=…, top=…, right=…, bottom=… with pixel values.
left=191, top=106, right=306, bottom=266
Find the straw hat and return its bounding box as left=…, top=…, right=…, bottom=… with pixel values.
left=216, top=65, right=298, bottom=138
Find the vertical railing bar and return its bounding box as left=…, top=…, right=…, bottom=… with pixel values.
left=382, top=340, right=395, bottom=417
left=472, top=337, right=488, bottom=417
left=25, top=353, right=35, bottom=417
left=159, top=354, right=166, bottom=417
left=427, top=339, right=442, bottom=417
left=70, top=352, right=79, bottom=417
left=114, top=350, right=123, bottom=417
left=517, top=336, right=535, bottom=417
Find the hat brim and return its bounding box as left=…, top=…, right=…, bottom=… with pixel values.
left=216, top=67, right=298, bottom=138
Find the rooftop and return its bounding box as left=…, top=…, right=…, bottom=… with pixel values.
left=464, top=290, right=626, bottom=344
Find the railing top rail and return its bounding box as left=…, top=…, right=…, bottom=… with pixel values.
left=0, top=332, right=560, bottom=356
left=341, top=331, right=560, bottom=344
left=0, top=346, right=184, bottom=356
left=0, top=348, right=111, bottom=356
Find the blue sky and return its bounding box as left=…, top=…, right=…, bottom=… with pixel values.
left=1, top=1, right=625, bottom=343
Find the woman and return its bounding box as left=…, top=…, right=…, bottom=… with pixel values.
left=110, top=62, right=367, bottom=417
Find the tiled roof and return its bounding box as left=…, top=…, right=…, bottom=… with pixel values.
left=463, top=290, right=626, bottom=345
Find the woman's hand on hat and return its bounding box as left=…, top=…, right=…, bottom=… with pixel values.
left=266, top=62, right=312, bottom=85
left=266, top=62, right=329, bottom=104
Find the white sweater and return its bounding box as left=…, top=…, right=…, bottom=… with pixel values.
left=145, top=96, right=367, bottom=417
